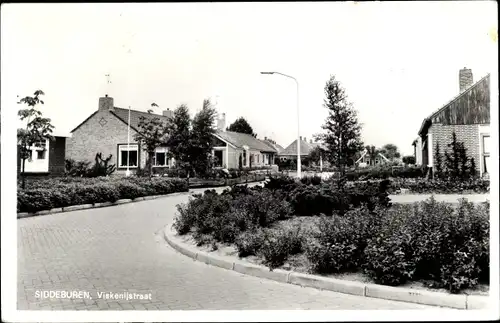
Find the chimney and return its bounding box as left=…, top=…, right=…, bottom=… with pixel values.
left=300, top=136, right=302, bottom=141
left=459, top=68, right=473, bottom=93
left=98, top=95, right=114, bottom=111
left=304, top=137, right=307, bottom=143
left=162, top=108, right=172, bottom=117
left=310, top=139, right=313, bottom=144
left=217, top=113, right=226, bottom=131
left=264, top=136, right=267, bottom=141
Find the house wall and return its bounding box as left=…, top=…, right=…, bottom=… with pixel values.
left=430, top=123, right=481, bottom=173
left=48, top=137, right=66, bottom=176
left=66, top=109, right=146, bottom=175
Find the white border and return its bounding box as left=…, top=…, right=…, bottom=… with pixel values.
left=2, top=2, right=499, bottom=322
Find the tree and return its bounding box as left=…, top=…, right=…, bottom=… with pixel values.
left=316, top=75, right=364, bottom=189
left=190, top=99, right=218, bottom=177
left=402, top=155, right=416, bottom=165
left=238, top=153, right=243, bottom=170
left=380, top=143, right=401, bottom=160
left=307, top=146, right=324, bottom=165
left=17, top=90, right=55, bottom=189
left=165, top=104, right=192, bottom=177
left=226, top=117, right=257, bottom=137
left=134, top=103, right=169, bottom=177
left=442, top=131, right=474, bottom=180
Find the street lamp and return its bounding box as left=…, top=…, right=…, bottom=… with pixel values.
left=261, top=71, right=301, bottom=178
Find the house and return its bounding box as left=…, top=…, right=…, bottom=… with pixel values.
left=355, top=149, right=390, bottom=168
left=17, top=134, right=69, bottom=177
left=279, top=137, right=322, bottom=160
left=211, top=113, right=278, bottom=169
left=263, top=137, right=285, bottom=155
left=412, top=137, right=423, bottom=165
left=416, top=68, right=490, bottom=178
left=66, top=95, right=174, bottom=175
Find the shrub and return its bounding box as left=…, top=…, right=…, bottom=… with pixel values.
left=300, top=175, right=322, bottom=186
left=363, top=197, right=490, bottom=292
left=306, top=207, right=381, bottom=274
left=259, top=225, right=304, bottom=270
left=391, top=178, right=490, bottom=194
left=264, top=174, right=298, bottom=191
left=17, top=177, right=187, bottom=213
left=235, top=229, right=266, bottom=257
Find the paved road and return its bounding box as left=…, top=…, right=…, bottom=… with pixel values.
left=18, top=184, right=434, bottom=310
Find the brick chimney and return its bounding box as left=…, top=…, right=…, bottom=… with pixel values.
left=162, top=108, right=172, bottom=118
left=264, top=136, right=267, bottom=141
left=459, top=68, right=473, bottom=93
left=310, top=139, right=313, bottom=144
left=217, top=113, right=226, bottom=131
left=98, top=95, right=114, bottom=111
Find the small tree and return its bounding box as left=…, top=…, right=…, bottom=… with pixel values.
left=190, top=99, right=218, bottom=177
left=445, top=132, right=461, bottom=179
left=308, top=146, right=324, bottom=166
left=166, top=104, right=192, bottom=178
left=380, top=143, right=401, bottom=160
left=226, top=117, right=257, bottom=137
left=402, top=155, right=416, bottom=165
left=134, top=103, right=169, bottom=178
left=316, top=75, right=364, bottom=190
left=17, top=90, right=55, bottom=189
left=238, top=153, right=243, bottom=170
left=470, top=158, right=477, bottom=178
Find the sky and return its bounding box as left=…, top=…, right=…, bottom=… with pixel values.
left=2, top=2, right=498, bottom=156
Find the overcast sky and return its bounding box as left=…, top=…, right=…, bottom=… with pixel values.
left=2, top=2, right=497, bottom=155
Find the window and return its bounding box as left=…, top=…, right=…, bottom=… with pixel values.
left=482, top=135, right=490, bottom=174
left=243, top=151, right=247, bottom=166
left=37, top=150, right=46, bottom=160
left=214, top=150, right=223, bottom=167
left=118, top=144, right=139, bottom=168
left=153, top=147, right=169, bottom=167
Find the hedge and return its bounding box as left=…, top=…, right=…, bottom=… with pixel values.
left=17, top=177, right=189, bottom=213
left=391, top=178, right=490, bottom=194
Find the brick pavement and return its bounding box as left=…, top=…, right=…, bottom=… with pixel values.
left=18, top=184, right=435, bottom=310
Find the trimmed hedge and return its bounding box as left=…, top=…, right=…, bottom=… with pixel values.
left=345, top=165, right=425, bottom=181
left=17, top=177, right=188, bottom=213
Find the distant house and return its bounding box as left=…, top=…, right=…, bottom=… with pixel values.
left=66, top=95, right=174, bottom=175
left=415, top=68, right=490, bottom=178
left=17, top=134, right=69, bottom=177
left=355, top=149, right=389, bottom=168
left=263, top=137, right=285, bottom=155
left=212, top=114, right=278, bottom=169
left=279, top=137, right=323, bottom=160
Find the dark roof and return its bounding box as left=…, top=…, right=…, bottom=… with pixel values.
left=71, top=107, right=173, bottom=133
left=263, top=140, right=285, bottom=153
left=418, top=73, right=490, bottom=136
left=215, top=130, right=277, bottom=152
left=279, top=139, right=325, bottom=156
left=111, top=108, right=173, bottom=132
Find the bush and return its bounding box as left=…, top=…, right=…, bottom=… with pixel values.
left=300, top=175, right=322, bottom=186
left=174, top=186, right=292, bottom=245
left=306, top=207, right=381, bottom=274
left=391, top=178, right=490, bottom=194
left=235, top=229, right=266, bottom=257
left=17, top=177, right=188, bottom=213
left=259, top=225, right=304, bottom=270
left=362, top=198, right=489, bottom=292
left=345, top=165, right=425, bottom=181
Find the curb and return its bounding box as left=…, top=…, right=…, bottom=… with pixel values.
left=17, top=191, right=191, bottom=219
left=163, top=226, right=489, bottom=310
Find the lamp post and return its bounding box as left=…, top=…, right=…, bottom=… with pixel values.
left=261, top=71, right=301, bottom=179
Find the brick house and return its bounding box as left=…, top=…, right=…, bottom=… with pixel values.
left=66, top=95, right=174, bottom=175
left=17, top=135, right=69, bottom=177
left=355, top=149, right=390, bottom=168
left=211, top=113, right=278, bottom=169
left=415, top=68, right=490, bottom=178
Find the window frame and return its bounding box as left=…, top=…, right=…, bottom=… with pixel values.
left=481, top=134, right=490, bottom=174
left=117, top=143, right=139, bottom=169
left=153, top=147, right=169, bottom=167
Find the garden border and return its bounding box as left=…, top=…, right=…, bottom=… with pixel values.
left=17, top=192, right=190, bottom=219
left=163, top=225, right=489, bottom=310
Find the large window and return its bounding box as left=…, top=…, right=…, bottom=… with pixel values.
left=118, top=144, right=138, bottom=168
left=214, top=150, right=223, bottom=167
left=482, top=135, right=490, bottom=174
left=153, top=147, right=169, bottom=167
